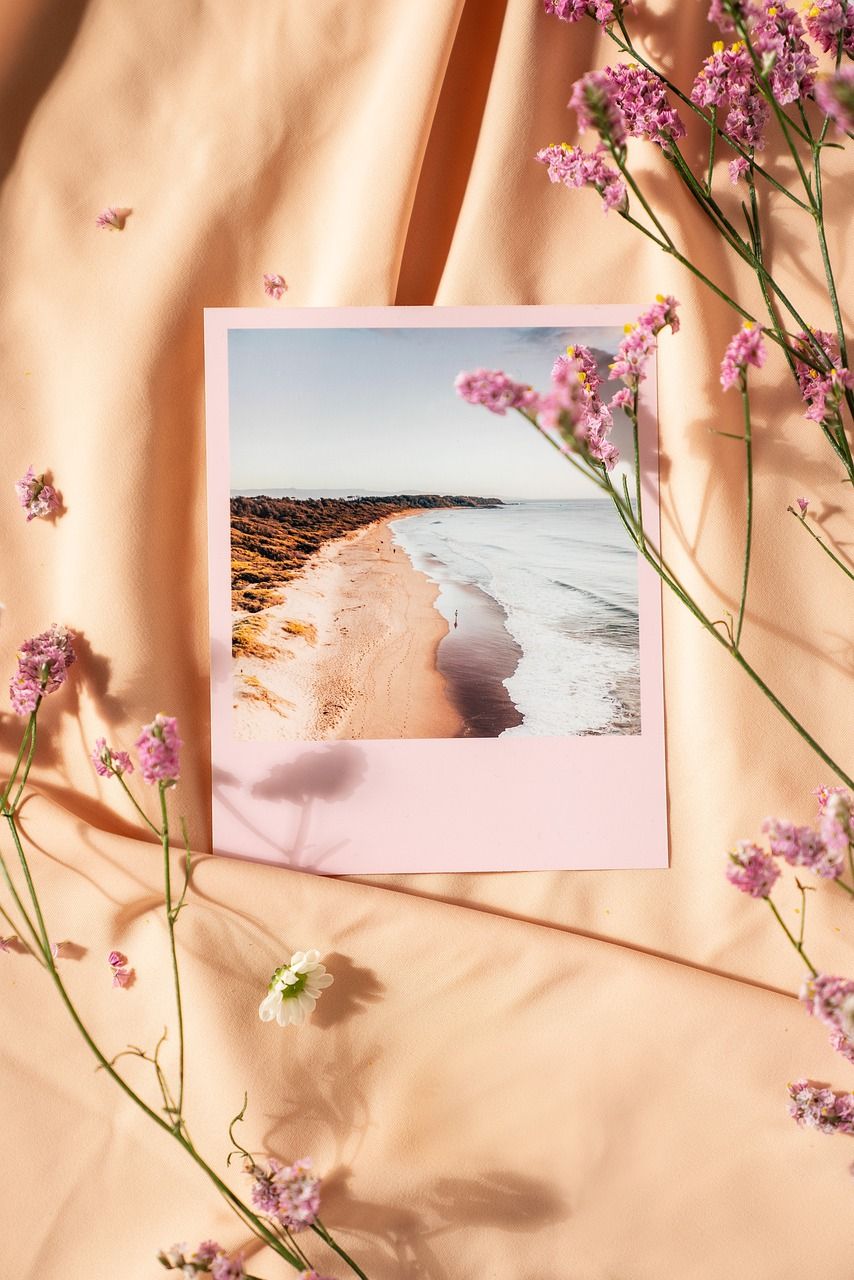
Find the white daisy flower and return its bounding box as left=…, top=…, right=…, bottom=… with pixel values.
left=258, top=949, right=334, bottom=1027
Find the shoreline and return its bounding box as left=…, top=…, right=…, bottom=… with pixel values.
left=232, top=512, right=464, bottom=740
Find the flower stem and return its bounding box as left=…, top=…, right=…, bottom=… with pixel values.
left=158, top=783, right=185, bottom=1123
left=116, top=773, right=160, bottom=837
left=0, top=710, right=37, bottom=810
left=788, top=509, right=854, bottom=583
left=734, top=381, right=753, bottom=649
left=765, top=895, right=817, bottom=977
left=313, top=1219, right=371, bottom=1280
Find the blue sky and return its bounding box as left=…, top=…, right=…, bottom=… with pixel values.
left=228, top=324, right=632, bottom=500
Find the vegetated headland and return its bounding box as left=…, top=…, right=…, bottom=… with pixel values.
left=230, top=493, right=502, bottom=613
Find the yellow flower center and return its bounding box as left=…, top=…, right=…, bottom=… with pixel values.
left=623, top=322, right=636, bottom=334
left=712, top=40, right=724, bottom=53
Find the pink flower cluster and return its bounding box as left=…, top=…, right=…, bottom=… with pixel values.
left=9, top=624, right=76, bottom=716
left=726, top=840, right=780, bottom=897
left=793, top=329, right=854, bottom=425
left=788, top=1079, right=854, bottom=1133
left=263, top=273, right=288, bottom=300
left=453, top=369, right=540, bottom=416
left=135, top=714, right=182, bottom=786
left=91, top=737, right=134, bottom=779
left=96, top=206, right=129, bottom=231
left=549, top=347, right=621, bottom=469
left=158, top=1242, right=244, bottom=1278
left=719, top=322, right=767, bottom=390
left=14, top=466, right=60, bottom=522
left=762, top=816, right=843, bottom=879
left=569, top=70, right=627, bottom=147
left=108, top=949, right=133, bottom=988
left=609, top=296, right=680, bottom=390
left=751, top=1, right=816, bottom=105
left=804, top=0, right=854, bottom=54
left=801, top=973, right=854, bottom=1059
left=544, top=0, right=633, bottom=23
left=818, top=788, right=853, bottom=864
left=248, top=1157, right=321, bottom=1231
left=535, top=143, right=627, bottom=213
left=815, top=65, right=854, bottom=133
left=691, top=40, right=769, bottom=151
left=602, top=63, right=686, bottom=148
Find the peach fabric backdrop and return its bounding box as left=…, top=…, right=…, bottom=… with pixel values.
left=1, top=1, right=852, bottom=1276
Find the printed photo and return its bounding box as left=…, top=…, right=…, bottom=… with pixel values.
left=228, top=324, right=639, bottom=741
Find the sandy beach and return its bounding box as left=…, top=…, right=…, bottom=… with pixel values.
left=233, top=513, right=464, bottom=740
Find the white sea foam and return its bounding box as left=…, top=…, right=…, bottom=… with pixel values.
left=391, top=501, right=639, bottom=736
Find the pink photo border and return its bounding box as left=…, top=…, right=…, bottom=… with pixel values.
left=204, top=305, right=668, bottom=874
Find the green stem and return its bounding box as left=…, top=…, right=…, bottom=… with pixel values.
left=9, top=715, right=39, bottom=814
left=313, top=1219, right=371, bottom=1280
left=705, top=106, right=717, bottom=195
left=735, top=380, right=753, bottom=649
left=159, top=783, right=185, bottom=1122
left=765, top=896, right=817, bottom=977
left=0, top=711, right=36, bottom=809
left=788, top=509, right=854, bottom=582
left=116, top=773, right=160, bottom=837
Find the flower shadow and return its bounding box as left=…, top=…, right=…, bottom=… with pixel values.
left=308, top=953, right=385, bottom=1030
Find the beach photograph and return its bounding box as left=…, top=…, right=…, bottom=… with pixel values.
left=228, top=324, right=641, bottom=741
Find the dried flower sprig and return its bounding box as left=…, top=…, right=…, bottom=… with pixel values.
left=14, top=466, right=60, bottom=521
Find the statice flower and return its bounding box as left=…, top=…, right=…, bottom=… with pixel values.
left=691, top=41, right=769, bottom=150
left=751, top=1, right=816, bottom=104
left=720, top=321, right=767, bottom=390
left=248, top=1157, right=321, bottom=1230
left=135, top=714, right=182, bottom=786
left=544, top=0, right=633, bottom=22
left=818, top=789, right=853, bottom=862
left=158, top=1242, right=244, bottom=1277
left=788, top=1079, right=854, bottom=1133
left=815, top=65, right=854, bottom=133
left=726, top=840, right=780, bottom=897
left=108, top=950, right=133, bottom=988
left=805, top=1, right=854, bottom=53
left=14, top=466, right=61, bottom=521
left=454, top=368, right=540, bottom=416
left=535, top=142, right=627, bottom=213
left=539, top=351, right=620, bottom=467
left=604, top=63, right=686, bottom=148
left=795, top=496, right=809, bottom=515
left=91, top=737, right=134, bottom=779
left=609, top=299, right=679, bottom=393
left=569, top=70, right=627, bottom=147
left=791, top=327, right=850, bottom=424
left=801, top=973, right=854, bottom=1044
left=762, top=816, right=842, bottom=878
left=96, top=206, right=129, bottom=230
left=259, top=949, right=334, bottom=1027
left=729, top=155, right=751, bottom=183
left=0, top=936, right=16, bottom=952
left=610, top=386, right=634, bottom=411
left=263, top=273, right=287, bottom=300
left=9, top=624, right=76, bottom=716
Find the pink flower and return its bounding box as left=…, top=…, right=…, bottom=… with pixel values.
left=248, top=1157, right=321, bottom=1231
left=720, top=322, right=766, bottom=390
left=135, top=714, right=182, bottom=786
left=91, top=737, right=134, bottom=779
left=0, top=937, right=16, bottom=952
left=544, top=0, right=633, bottom=22
left=729, top=156, right=750, bottom=184
left=454, top=369, right=540, bottom=416
left=751, top=1, right=816, bottom=105
left=14, top=466, right=61, bottom=521
left=788, top=1079, right=854, bottom=1133
left=535, top=142, right=627, bottom=213
left=112, top=967, right=133, bottom=988
left=9, top=624, right=76, bottom=716
left=263, top=273, right=288, bottom=300
left=603, top=63, right=686, bottom=148
left=95, top=207, right=129, bottom=230
left=762, top=816, right=842, bottom=879
left=818, top=789, right=853, bottom=862
left=610, top=386, right=633, bottom=411
left=795, top=496, right=808, bottom=515
left=801, top=974, right=854, bottom=1049
left=805, top=2, right=854, bottom=54
left=569, top=70, right=627, bottom=147
left=726, top=840, right=780, bottom=897
left=691, top=41, right=769, bottom=150
left=108, top=950, right=127, bottom=969
left=815, top=65, right=854, bottom=133
left=300, top=1273, right=335, bottom=1280
left=210, top=1255, right=244, bottom=1280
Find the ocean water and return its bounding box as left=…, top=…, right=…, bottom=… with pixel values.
left=390, top=500, right=640, bottom=737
